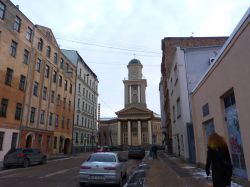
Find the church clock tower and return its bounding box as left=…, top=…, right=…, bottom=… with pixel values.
left=123, top=59, right=147, bottom=108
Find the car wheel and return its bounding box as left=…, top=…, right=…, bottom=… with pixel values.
left=79, top=182, right=85, bottom=187
left=23, top=158, right=30, bottom=168
left=3, top=164, right=10, bottom=169
left=40, top=157, right=47, bottom=165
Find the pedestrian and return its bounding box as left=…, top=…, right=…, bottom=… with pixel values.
left=205, top=132, right=233, bottom=187
left=152, top=144, right=158, bottom=159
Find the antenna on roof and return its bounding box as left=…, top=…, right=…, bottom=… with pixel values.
left=133, top=53, right=136, bottom=59
left=191, top=32, right=194, bottom=37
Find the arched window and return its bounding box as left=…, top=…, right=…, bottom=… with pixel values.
left=38, top=38, right=43, bottom=51
left=46, top=46, right=51, bottom=58
left=54, top=52, right=58, bottom=64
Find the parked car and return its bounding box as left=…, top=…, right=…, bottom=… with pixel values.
left=128, top=146, right=145, bottom=159
left=3, top=148, right=47, bottom=168
left=95, top=146, right=110, bottom=152
left=79, top=152, right=127, bottom=187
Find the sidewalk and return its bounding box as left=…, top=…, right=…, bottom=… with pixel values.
left=144, top=152, right=246, bottom=187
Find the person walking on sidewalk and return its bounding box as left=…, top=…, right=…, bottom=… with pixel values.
left=205, top=132, right=233, bottom=187
left=152, top=144, right=158, bottom=159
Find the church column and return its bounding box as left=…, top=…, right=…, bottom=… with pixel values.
left=117, top=121, right=121, bottom=145
left=138, top=121, right=142, bottom=145
left=128, top=121, right=131, bottom=145
left=129, top=85, right=132, bottom=104
left=138, top=85, right=141, bottom=103
left=148, top=120, right=152, bottom=144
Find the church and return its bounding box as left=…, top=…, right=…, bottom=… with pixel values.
left=98, top=59, right=162, bottom=148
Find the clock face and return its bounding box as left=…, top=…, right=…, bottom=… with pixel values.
left=131, top=69, right=137, bottom=75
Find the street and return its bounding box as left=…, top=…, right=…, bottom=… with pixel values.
left=0, top=152, right=141, bottom=187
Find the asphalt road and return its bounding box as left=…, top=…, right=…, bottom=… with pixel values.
left=0, top=152, right=141, bottom=187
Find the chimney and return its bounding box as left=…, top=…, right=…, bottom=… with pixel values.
left=16, top=5, right=19, bottom=9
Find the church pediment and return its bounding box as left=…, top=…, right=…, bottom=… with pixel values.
left=116, top=107, right=153, bottom=116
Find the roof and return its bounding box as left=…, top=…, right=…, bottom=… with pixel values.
left=61, top=49, right=98, bottom=79
left=128, top=58, right=141, bottom=65
left=192, top=7, right=250, bottom=93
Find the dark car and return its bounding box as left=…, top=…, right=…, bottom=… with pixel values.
left=128, top=146, right=145, bottom=159
left=3, top=148, right=47, bottom=168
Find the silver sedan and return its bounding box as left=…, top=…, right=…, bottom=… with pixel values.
left=79, top=152, right=127, bottom=187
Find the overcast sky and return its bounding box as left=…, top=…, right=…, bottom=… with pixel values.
left=11, top=0, right=249, bottom=117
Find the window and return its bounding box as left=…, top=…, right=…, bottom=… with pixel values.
left=36, top=59, right=41, bottom=72
left=60, top=58, right=64, bottom=69
left=82, top=117, right=84, bottom=126
left=174, top=65, right=178, bottom=85
left=46, top=46, right=51, bottom=58
left=10, top=40, right=17, bottom=57
left=48, top=113, right=53, bottom=125
left=40, top=110, right=45, bottom=124
left=11, top=133, right=18, bottom=149
left=223, top=92, right=236, bottom=109
left=55, top=115, right=59, bottom=127
left=172, top=106, right=176, bottom=123
left=54, top=53, right=58, bottom=64
left=83, top=88, right=85, bottom=96
left=66, top=63, right=69, bottom=71
left=176, top=98, right=181, bottom=118
left=42, top=87, right=47, bottom=100
left=19, top=75, right=26, bottom=91
left=15, top=103, right=22, bottom=120
left=5, top=68, right=13, bottom=86
left=53, top=71, right=57, bottom=83
left=82, top=101, right=85, bottom=111
left=23, top=49, right=29, bottom=64
left=69, top=83, right=72, bottom=94
left=45, top=65, right=50, bottom=78
left=64, top=80, right=67, bottom=91
left=202, top=103, right=209, bottom=117
left=77, top=115, right=79, bottom=125
left=75, top=132, right=78, bottom=144
left=33, top=81, right=39, bottom=96
left=13, top=16, right=21, bottom=32
left=79, top=68, right=82, bottom=76
left=38, top=38, right=43, bottom=51
left=62, top=116, right=65, bottom=128
left=57, top=94, right=61, bottom=105
left=78, top=83, right=81, bottom=93
left=51, top=91, right=55, bottom=103
left=53, top=136, right=57, bottom=149
left=0, top=1, right=6, bottom=20
left=0, top=132, right=4, bottom=150
left=26, top=27, right=32, bottom=41
left=81, top=133, right=83, bottom=144
left=63, top=98, right=66, bottom=108
left=58, top=75, right=62, bottom=87
left=0, top=98, right=8, bottom=117
left=68, top=100, right=71, bottom=111
left=30, top=107, right=36, bottom=122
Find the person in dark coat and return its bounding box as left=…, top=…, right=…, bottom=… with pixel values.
left=205, top=132, right=233, bottom=187
left=152, top=144, right=158, bottom=159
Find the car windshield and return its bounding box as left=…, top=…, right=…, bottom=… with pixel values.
left=87, top=154, right=116, bottom=162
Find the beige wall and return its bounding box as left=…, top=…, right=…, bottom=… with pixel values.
left=192, top=17, right=250, bottom=179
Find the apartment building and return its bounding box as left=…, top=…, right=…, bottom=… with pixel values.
left=0, top=0, right=76, bottom=159
left=62, top=50, right=98, bottom=153
left=0, top=0, right=34, bottom=160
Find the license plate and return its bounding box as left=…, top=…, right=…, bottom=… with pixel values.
left=89, top=175, right=104, bottom=180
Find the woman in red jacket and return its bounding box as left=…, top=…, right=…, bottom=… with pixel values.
left=205, top=132, right=233, bottom=187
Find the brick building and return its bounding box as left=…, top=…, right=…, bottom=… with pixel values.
left=0, top=0, right=76, bottom=160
